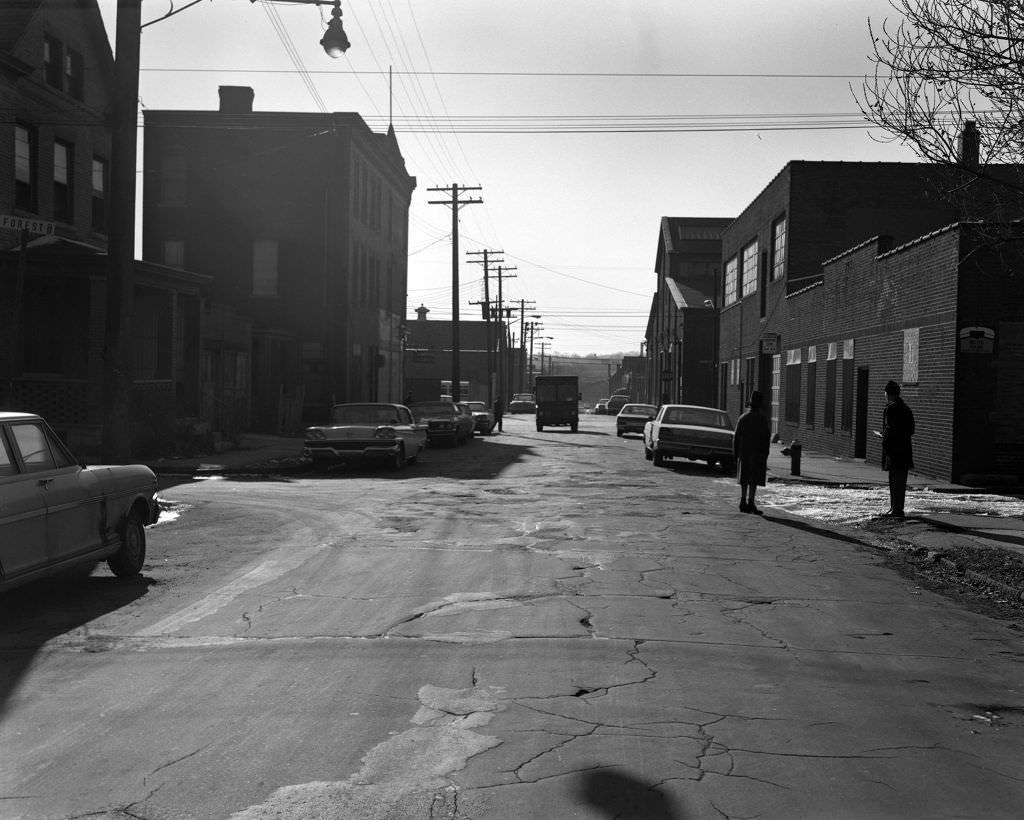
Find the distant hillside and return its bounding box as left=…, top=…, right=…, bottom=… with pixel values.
left=533, top=353, right=639, bottom=407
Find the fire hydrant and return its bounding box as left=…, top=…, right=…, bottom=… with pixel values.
left=788, top=439, right=802, bottom=476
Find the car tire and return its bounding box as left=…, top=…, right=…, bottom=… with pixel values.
left=644, top=445, right=653, bottom=461
left=652, top=449, right=665, bottom=467
left=571, top=423, right=578, bottom=432
left=108, top=508, right=146, bottom=578
left=536, top=423, right=543, bottom=432
left=722, top=459, right=737, bottom=474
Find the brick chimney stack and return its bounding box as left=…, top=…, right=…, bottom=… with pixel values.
left=219, top=86, right=255, bottom=114
left=958, top=120, right=980, bottom=168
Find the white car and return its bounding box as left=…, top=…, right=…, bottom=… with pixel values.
left=304, top=403, right=427, bottom=469
left=643, top=404, right=736, bottom=471
left=0, top=412, right=159, bottom=591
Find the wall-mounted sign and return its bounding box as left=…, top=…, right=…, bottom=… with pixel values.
left=760, top=334, right=780, bottom=355
left=1, top=215, right=55, bottom=235
left=960, top=326, right=995, bottom=354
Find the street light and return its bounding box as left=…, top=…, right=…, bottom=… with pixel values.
left=250, top=0, right=351, bottom=57
left=320, top=1, right=351, bottom=56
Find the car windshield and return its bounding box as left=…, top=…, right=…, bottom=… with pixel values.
left=622, top=405, right=657, bottom=415
left=411, top=402, right=455, bottom=416
left=465, top=402, right=486, bottom=412
left=663, top=407, right=733, bottom=429
left=331, top=405, right=402, bottom=425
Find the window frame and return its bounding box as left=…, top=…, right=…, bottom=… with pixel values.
left=53, top=138, right=74, bottom=224
left=770, top=215, right=787, bottom=281
left=741, top=238, right=759, bottom=298
left=15, top=124, right=36, bottom=212
left=724, top=256, right=739, bottom=306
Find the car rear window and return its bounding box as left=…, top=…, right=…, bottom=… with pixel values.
left=411, top=402, right=455, bottom=415
left=331, top=405, right=401, bottom=425
left=663, top=408, right=733, bottom=429
left=622, top=405, right=656, bottom=415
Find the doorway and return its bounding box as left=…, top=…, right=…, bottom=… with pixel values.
left=855, top=367, right=869, bottom=458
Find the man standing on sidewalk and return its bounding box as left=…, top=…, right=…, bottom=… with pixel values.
left=493, top=395, right=504, bottom=433
left=882, top=380, right=915, bottom=518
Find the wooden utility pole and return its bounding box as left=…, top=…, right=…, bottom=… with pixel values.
left=467, top=249, right=502, bottom=406
left=427, top=185, right=481, bottom=403
left=493, top=264, right=516, bottom=402
left=103, top=0, right=142, bottom=461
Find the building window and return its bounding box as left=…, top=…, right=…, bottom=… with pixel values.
left=91, top=156, right=107, bottom=233
left=785, top=348, right=801, bottom=423
left=252, top=239, right=279, bottom=296
left=724, top=256, right=738, bottom=305
left=741, top=239, right=758, bottom=297
left=15, top=125, right=36, bottom=211
left=43, top=36, right=63, bottom=88
left=771, top=215, right=787, bottom=281
left=163, top=239, right=185, bottom=268
left=824, top=342, right=838, bottom=431
left=805, top=346, right=817, bottom=427
left=53, top=140, right=73, bottom=223
left=903, top=328, right=919, bottom=384
left=770, top=354, right=781, bottom=436
left=65, top=48, right=84, bottom=100
left=159, top=146, right=187, bottom=206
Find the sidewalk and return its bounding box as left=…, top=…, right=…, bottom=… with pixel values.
left=146, top=433, right=307, bottom=476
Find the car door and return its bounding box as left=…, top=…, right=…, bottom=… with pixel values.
left=8, top=420, right=99, bottom=564
left=0, top=424, right=50, bottom=581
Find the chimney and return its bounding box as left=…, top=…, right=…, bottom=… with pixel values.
left=415, top=304, right=430, bottom=321
left=958, top=120, right=980, bottom=169
left=219, top=86, right=254, bottom=114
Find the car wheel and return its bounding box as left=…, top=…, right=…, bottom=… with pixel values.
left=653, top=449, right=665, bottom=467
left=571, top=423, right=578, bottom=432
left=644, top=445, right=653, bottom=461
left=108, top=508, right=146, bottom=578
left=616, top=430, right=624, bottom=437
left=536, top=423, right=543, bottom=432
left=722, top=459, right=737, bottom=474
left=407, top=446, right=420, bottom=465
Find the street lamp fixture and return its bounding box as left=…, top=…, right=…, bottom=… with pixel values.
left=251, top=0, right=351, bottom=57
left=320, top=1, right=350, bottom=57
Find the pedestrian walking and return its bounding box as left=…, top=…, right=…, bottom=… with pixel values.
left=733, top=390, right=772, bottom=515
left=493, top=395, right=504, bottom=433
left=881, top=380, right=915, bottom=518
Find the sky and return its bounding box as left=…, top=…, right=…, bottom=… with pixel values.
left=95, top=0, right=922, bottom=357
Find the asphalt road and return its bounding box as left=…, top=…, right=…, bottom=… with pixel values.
left=2, top=413, right=1023, bottom=819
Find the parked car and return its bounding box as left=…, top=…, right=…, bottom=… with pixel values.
left=409, top=401, right=474, bottom=445
left=508, top=398, right=537, bottom=414
left=303, top=403, right=426, bottom=469
left=0, top=412, right=160, bottom=592
left=606, top=395, right=630, bottom=415
left=616, top=403, right=658, bottom=437
left=594, top=399, right=609, bottom=415
left=463, top=401, right=495, bottom=435
left=643, top=404, right=736, bottom=470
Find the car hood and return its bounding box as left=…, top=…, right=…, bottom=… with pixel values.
left=82, top=463, right=157, bottom=491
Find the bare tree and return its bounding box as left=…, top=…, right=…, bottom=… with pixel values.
left=859, top=0, right=1024, bottom=198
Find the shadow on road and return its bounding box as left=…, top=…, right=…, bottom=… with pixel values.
left=577, top=767, right=683, bottom=819
left=763, top=510, right=876, bottom=548
left=0, top=572, right=152, bottom=719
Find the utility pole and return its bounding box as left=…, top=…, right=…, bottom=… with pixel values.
left=428, top=184, right=481, bottom=402
left=103, top=0, right=142, bottom=462
left=467, top=249, right=503, bottom=407
left=493, top=264, right=516, bottom=402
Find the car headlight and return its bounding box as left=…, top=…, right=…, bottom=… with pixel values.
left=307, top=429, right=327, bottom=440
left=374, top=426, right=397, bottom=440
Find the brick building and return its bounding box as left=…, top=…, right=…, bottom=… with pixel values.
left=644, top=217, right=731, bottom=406
left=716, top=160, right=1024, bottom=438
left=776, top=224, right=1024, bottom=483
left=403, top=306, right=517, bottom=404
left=143, top=87, right=417, bottom=431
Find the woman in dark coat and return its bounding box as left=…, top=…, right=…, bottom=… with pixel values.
left=882, top=380, right=915, bottom=518
left=733, top=390, right=772, bottom=514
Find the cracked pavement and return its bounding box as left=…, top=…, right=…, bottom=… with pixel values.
left=2, top=415, right=1023, bottom=819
